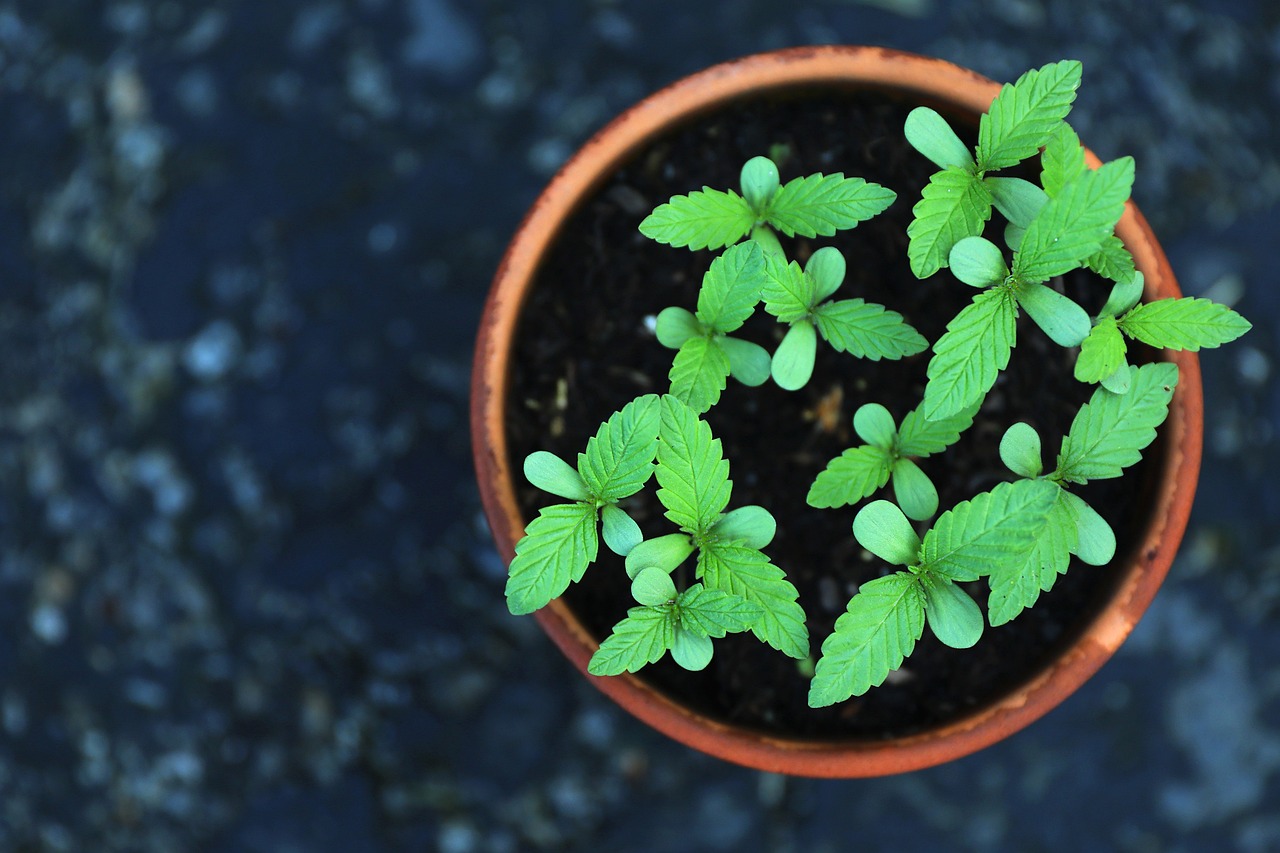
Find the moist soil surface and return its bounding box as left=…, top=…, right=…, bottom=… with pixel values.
left=504, top=87, right=1160, bottom=739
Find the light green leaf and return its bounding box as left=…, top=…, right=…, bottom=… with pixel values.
left=892, top=458, right=939, bottom=521
left=986, top=488, right=1075, bottom=627
left=1014, top=157, right=1135, bottom=283
left=812, top=299, right=929, bottom=361
left=740, top=156, right=780, bottom=211
left=807, top=246, right=848, bottom=302
left=709, top=505, right=777, bottom=550
left=625, top=532, right=695, bottom=578
left=1016, top=282, right=1091, bottom=347
left=668, top=336, right=731, bottom=414
left=1119, top=297, right=1253, bottom=351
left=853, top=402, right=897, bottom=449
left=654, top=306, right=701, bottom=350
left=905, top=106, right=975, bottom=171
left=1056, top=362, right=1178, bottom=483
left=671, top=629, right=714, bottom=671
left=698, top=541, right=808, bottom=659
left=907, top=168, right=993, bottom=279
left=505, top=502, right=599, bottom=615
left=656, top=396, right=732, bottom=534
left=601, top=504, right=643, bottom=557
left=922, top=478, right=1058, bottom=581
left=1060, top=491, right=1116, bottom=566
left=948, top=236, right=1009, bottom=288
left=1075, top=316, right=1128, bottom=384
left=808, top=572, right=925, bottom=706
left=631, top=566, right=677, bottom=606
left=578, top=394, right=662, bottom=501
left=1085, top=235, right=1136, bottom=284
left=922, top=287, right=1017, bottom=420
left=1040, top=121, right=1087, bottom=198
left=524, top=451, right=591, bottom=502
left=1101, top=272, right=1145, bottom=318
left=696, top=240, right=766, bottom=333
left=639, top=188, right=755, bottom=250
left=761, top=255, right=814, bottom=323
left=720, top=336, right=772, bottom=387
left=999, top=422, right=1043, bottom=478
left=765, top=173, right=896, bottom=238
left=986, top=177, right=1048, bottom=228
left=1101, top=362, right=1132, bottom=395
left=677, top=584, right=763, bottom=638
left=1004, top=221, right=1027, bottom=253
left=896, top=401, right=979, bottom=457
left=807, top=446, right=894, bottom=509
left=977, top=59, right=1082, bottom=172
left=852, top=500, right=921, bottom=566
left=587, top=606, right=675, bottom=675
left=771, top=320, right=817, bottom=391
left=922, top=578, right=984, bottom=649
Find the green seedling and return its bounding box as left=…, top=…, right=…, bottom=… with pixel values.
left=808, top=401, right=978, bottom=520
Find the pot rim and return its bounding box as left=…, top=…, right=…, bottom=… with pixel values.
left=471, top=45, right=1203, bottom=778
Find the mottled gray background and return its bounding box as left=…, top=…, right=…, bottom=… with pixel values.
left=0, top=0, right=1277, bottom=851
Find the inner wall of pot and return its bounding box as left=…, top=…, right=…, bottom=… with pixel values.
left=503, top=84, right=1161, bottom=740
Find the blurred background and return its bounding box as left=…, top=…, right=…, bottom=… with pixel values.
left=0, top=0, right=1277, bottom=850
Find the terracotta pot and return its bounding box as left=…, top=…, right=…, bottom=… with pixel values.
left=471, top=46, right=1202, bottom=777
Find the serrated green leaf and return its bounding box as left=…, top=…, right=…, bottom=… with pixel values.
left=1014, top=157, right=1135, bottom=283
left=949, top=236, right=1009, bottom=288
left=601, top=504, right=643, bottom=557
left=999, top=422, right=1043, bottom=478
left=656, top=396, right=732, bottom=534
left=765, top=173, right=896, bottom=238
left=1016, top=282, right=1091, bottom=347
left=896, top=401, right=978, bottom=457
left=1085, top=235, right=1136, bottom=284
left=892, top=457, right=939, bottom=521
left=761, top=255, right=814, bottom=323
left=978, top=60, right=1082, bottom=172
left=808, top=572, right=925, bottom=706
left=922, top=478, right=1057, bottom=581
left=1056, top=363, right=1178, bottom=483
left=1075, top=316, right=1128, bottom=384
left=671, top=629, right=714, bottom=671
left=922, top=578, right=983, bottom=649
left=524, top=451, right=591, bottom=501
left=986, top=488, right=1075, bottom=627
left=1060, top=490, right=1116, bottom=566
left=709, top=505, right=776, bottom=550
left=720, top=336, right=772, bottom=387
left=698, top=541, right=808, bottom=659
left=696, top=240, right=766, bottom=333
left=986, top=177, right=1048, bottom=228
left=771, top=320, right=817, bottom=391
left=639, top=188, right=755, bottom=250
left=922, top=287, right=1017, bottom=420
left=1118, top=297, right=1253, bottom=352
left=625, top=533, right=695, bottom=578
left=505, top=502, right=599, bottom=615
left=905, top=106, right=975, bottom=171
left=677, top=584, right=763, bottom=638
left=587, top=606, right=675, bottom=675
left=853, top=403, right=897, bottom=449
left=631, top=565, right=677, bottom=606
left=813, top=299, right=929, bottom=361
left=907, top=168, right=993, bottom=279
left=807, top=446, right=893, bottom=509
left=578, top=394, right=661, bottom=501
left=1040, top=121, right=1087, bottom=198
left=740, top=156, right=780, bottom=211
left=852, top=500, right=921, bottom=566
left=668, top=336, right=731, bottom=414
left=654, top=306, right=701, bottom=349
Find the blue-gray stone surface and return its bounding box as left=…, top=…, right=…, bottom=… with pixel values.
left=0, top=0, right=1277, bottom=850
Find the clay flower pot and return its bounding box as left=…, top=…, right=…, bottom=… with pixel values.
left=471, top=46, right=1202, bottom=777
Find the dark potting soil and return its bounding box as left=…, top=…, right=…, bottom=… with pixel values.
left=504, top=87, right=1162, bottom=740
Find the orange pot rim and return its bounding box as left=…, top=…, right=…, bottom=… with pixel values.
left=471, top=45, right=1203, bottom=778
